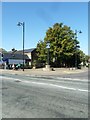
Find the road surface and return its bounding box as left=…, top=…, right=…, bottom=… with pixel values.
left=0, top=72, right=89, bottom=118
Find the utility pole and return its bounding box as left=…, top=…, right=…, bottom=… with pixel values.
left=17, top=22, right=25, bottom=71
left=75, top=30, right=82, bottom=69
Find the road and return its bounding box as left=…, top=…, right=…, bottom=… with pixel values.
left=0, top=72, right=89, bottom=118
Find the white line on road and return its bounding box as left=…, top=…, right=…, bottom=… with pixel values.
left=0, top=76, right=89, bottom=92
left=26, top=74, right=88, bottom=81
left=22, top=80, right=89, bottom=92
left=25, top=75, right=88, bottom=85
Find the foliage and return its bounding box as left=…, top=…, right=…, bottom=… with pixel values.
left=0, top=48, right=7, bottom=53
left=36, top=40, right=47, bottom=63
left=85, top=55, right=90, bottom=62
left=11, top=48, right=17, bottom=53
left=32, top=60, right=37, bottom=67
left=36, top=23, right=84, bottom=67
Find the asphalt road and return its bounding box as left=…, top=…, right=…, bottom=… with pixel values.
left=0, top=72, right=88, bottom=118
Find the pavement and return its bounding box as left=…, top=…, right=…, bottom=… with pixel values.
left=0, top=67, right=88, bottom=118
left=0, top=67, right=88, bottom=76
left=1, top=73, right=88, bottom=118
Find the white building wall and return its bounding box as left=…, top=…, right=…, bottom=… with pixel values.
left=9, top=59, right=25, bottom=64
left=25, top=53, right=31, bottom=59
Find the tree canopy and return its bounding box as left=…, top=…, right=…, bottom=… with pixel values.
left=0, top=48, right=7, bottom=53
left=36, top=23, right=85, bottom=67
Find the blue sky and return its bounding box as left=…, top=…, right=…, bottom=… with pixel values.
left=2, top=2, right=88, bottom=54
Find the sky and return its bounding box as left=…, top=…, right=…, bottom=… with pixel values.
left=1, top=0, right=89, bottom=2
left=1, top=2, right=88, bottom=54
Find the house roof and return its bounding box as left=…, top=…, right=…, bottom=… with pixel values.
left=3, top=53, right=29, bottom=60
left=16, top=48, right=36, bottom=53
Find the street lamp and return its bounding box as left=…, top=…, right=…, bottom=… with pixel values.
left=17, top=22, right=25, bottom=71
left=46, top=41, right=50, bottom=65
left=75, top=30, right=82, bottom=37
left=75, top=30, right=82, bottom=69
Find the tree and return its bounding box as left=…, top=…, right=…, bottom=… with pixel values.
left=0, top=48, right=7, bottom=53
left=36, top=40, right=47, bottom=63
left=85, top=55, right=90, bottom=63
left=36, top=23, right=81, bottom=67
left=12, top=48, right=17, bottom=53
left=74, top=49, right=85, bottom=66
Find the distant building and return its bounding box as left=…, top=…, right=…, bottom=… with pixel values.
left=16, top=48, right=36, bottom=66
left=2, top=52, right=29, bottom=67
left=2, top=48, right=36, bottom=68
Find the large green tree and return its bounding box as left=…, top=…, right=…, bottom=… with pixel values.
left=36, top=23, right=83, bottom=67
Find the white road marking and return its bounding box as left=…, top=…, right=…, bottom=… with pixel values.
left=23, top=80, right=88, bottom=92
left=0, top=76, right=13, bottom=80
left=26, top=74, right=88, bottom=81
left=0, top=76, right=89, bottom=92
left=25, top=76, right=88, bottom=85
